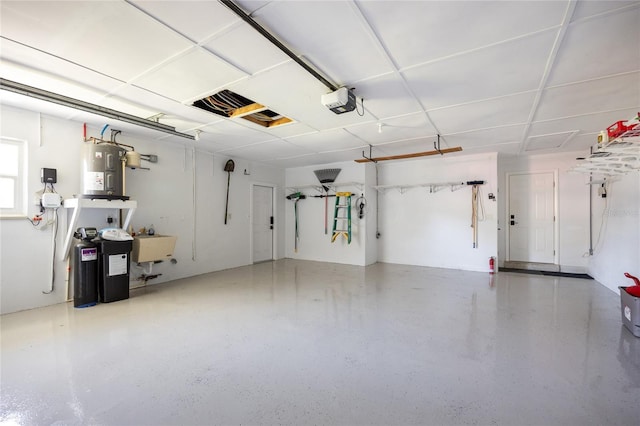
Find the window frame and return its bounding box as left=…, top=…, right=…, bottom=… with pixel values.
left=0, top=137, right=28, bottom=218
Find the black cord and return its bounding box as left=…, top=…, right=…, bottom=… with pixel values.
left=355, top=97, right=365, bottom=116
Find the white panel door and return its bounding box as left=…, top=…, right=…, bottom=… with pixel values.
left=509, top=172, right=555, bottom=263
left=252, top=185, right=273, bottom=263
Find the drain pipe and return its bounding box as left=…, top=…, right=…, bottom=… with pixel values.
left=220, top=0, right=338, bottom=92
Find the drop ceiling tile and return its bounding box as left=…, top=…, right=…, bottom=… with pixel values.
left=202, top=24, right=290, bottom=75
left=221, top=140, right=314, bottom=161
left=529, top=109, right=640, bottom=137
left=403, top=29, right=558, bottom=110
left=0, top=39, right=123, bottom=98
left=305, top=147, right=368, bottom=165
left=353, top=74, right=423, bottom=119
left=359, top=1, right=566, bottom=69
left=571, top=1, right=638, bottom=22
left=129, top=0, right=239, bottom=43
left=266, top=153, right=330, bottom=168
left=535, top=72, right=640, bottom=121
left=525, top=131, right=576, bottom=152
left=193, top=133, right=244, bottom=152
left=286, top=129, right=366, bottom=153
left=445, top=125, right=525, bottom=150
left=345, top=113, right=436, bottom=146
left=1, top=58, right=113, bottom=105
left=84, top=96, right=159, bottom=125
left=261, top=123, right=318, bottom=139
left=229, top=61, right=377, bottom=131
left=548, top=7, right=640, bottom=86
left=105, top=85, right=218, bottom=125
left=562, top=133, right=598, bottom=152
left=197, top=120, right=277, bottom=146
left=0, top=1, right=193, bottom=81
left=132, top=48, right=247, bottom=103
left=481, top=143, right=521, bottom=156
left=428, top=92, right=536, bottom=134
left=248, top=1, right=393, bottom=83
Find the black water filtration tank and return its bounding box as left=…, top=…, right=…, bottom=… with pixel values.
left=73, top=240, right=99, bottom=308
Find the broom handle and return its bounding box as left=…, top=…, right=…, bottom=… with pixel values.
left=324, top=194, right=328, bottom=234
left=224, top=171, right=230, bottom=224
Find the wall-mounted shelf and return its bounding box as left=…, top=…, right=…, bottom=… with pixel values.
left=572, top=135, right=640, bottom=176
left=286, top=181, right=364, bottom=194
left=373, top=181, right=471, bottom=194
left=60, top=198, right=137, bottom=261
left=572, top=115, right=640, bottom=176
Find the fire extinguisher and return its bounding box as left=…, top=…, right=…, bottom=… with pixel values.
left=489, top=257, right=495, bottom=274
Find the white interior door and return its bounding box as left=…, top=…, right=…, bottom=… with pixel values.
left=508, top=172, right=555, bottom=263
left=252, top=185, right=273, bottom=263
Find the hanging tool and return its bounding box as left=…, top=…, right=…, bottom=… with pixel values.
left=224, top=159, right=235, bottom=224
left=332, top=192, right=352, bottom=244
left=355, top=194, right=367, bottom=219
left=313, top=168, right=341, bottom=234
left=471, top=184, right=478, bottom=248
left=286, top=192, right=306, bottom=252
left=468, top=181, right=485, bottom=248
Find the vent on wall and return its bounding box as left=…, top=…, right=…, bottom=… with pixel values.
left=193, top=89, right=292, bottom=128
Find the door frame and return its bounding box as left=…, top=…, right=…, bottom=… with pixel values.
left=250, top=182, right=277, bottom=263
left=505, top=170, right=559, bottom=264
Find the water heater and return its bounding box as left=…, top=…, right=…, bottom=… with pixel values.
left=81, top=142, right=128, bottom=200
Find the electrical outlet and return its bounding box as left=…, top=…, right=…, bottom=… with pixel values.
left=107, top=215, right=114, bottom=225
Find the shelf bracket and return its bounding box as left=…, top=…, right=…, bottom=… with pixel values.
left=434, top=134, right=443, bottom=155
left=361, top=144, right=377, bottom=163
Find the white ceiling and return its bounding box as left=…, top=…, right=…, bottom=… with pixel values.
left=1, top=0, right=638, bottom=167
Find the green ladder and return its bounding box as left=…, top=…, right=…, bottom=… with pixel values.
left=331, top=192, right=352, bottom=244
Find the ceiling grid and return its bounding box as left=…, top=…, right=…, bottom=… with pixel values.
left=0, top=0, right=637, bottom=166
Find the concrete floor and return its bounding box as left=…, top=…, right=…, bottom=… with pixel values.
left=1, top=260, right=638, bottom=425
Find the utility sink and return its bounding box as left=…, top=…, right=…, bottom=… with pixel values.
left=132, top=235, right=177, bottom=263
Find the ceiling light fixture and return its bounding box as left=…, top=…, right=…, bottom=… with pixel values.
left=0, top=78, right=195, bottom=140
left=378, top=123, right=383, bottom=133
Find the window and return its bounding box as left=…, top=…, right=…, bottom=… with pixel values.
left=0, top=138, right=27, bottom=217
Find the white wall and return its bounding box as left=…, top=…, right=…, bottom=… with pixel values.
left=588, top=172, right=640, bottom=293
left=498, top=152, right=591, bottom=273
left=0, top=105, right=285, bottom=314
left=284, top=161, right=372, bottom=265
left=376, top=153, right=499, bottom=272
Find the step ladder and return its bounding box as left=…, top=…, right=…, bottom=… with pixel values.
left=331, top=192, right=352, bottom=244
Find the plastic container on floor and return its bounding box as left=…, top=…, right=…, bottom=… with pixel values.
left=619, top=286, right=640, bottom=337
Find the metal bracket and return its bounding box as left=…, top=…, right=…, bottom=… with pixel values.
left=434, top=134, right=443, bottom=155
left=361, top=144, right=377, bottom=163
